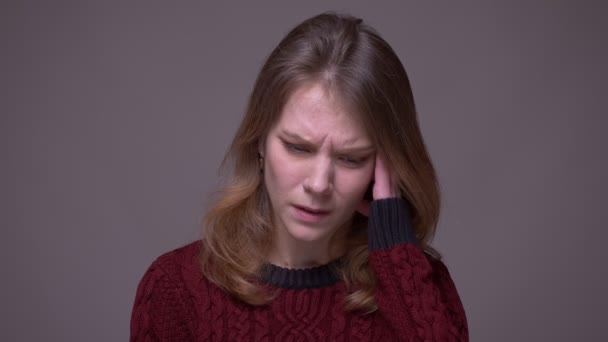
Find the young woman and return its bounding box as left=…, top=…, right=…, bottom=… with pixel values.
left=131, top=12, right=468, bottom=341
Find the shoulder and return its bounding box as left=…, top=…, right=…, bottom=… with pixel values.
left=139, top=240, right=204, bottom=290
left=428, top=255, right=450, bottom=277
left=131, top=241, right=204, bottom=340
left=426, top=255, right=464, bottom=298
left=134, top=240, right=205, bottom=301
left=150, top=240, right=202, bottom=274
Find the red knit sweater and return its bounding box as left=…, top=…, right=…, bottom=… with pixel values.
left=130, top=199, right=468, bottom=341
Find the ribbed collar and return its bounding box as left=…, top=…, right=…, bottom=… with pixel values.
left=260, top=259, right=342, bottom=289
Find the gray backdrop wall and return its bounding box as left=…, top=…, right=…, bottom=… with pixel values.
left=2, top=1, right=607, bottom=341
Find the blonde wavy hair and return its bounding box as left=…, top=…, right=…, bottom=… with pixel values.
left=200, top=12, right=441, bottom=313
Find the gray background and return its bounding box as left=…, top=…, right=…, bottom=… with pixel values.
left=2, top=1, right=607, bottom=341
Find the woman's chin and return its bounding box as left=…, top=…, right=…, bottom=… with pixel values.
left=285, top=224, right=332, bottom=244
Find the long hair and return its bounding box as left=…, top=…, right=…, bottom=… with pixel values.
left=201, top=12, right=441, bottom=313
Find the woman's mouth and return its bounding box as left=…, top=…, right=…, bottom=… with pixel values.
left=292, top=205, right=330, bottom=223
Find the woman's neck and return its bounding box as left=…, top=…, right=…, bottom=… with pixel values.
left=266, top=222, right=349, bottom=269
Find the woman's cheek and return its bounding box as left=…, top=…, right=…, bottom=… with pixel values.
left=280, top=162, right=307, bottom=190
left=337, top=172, right=370, bottom=204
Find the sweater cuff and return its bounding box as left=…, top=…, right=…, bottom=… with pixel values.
left=368, top=198, right=417, bottom=251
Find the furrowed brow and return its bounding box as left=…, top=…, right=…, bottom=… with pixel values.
left=336, top=145, right=375, bottom=154
left=280, top=130, right=310, bottom=142
left=280, top=129, right=374, bottom=154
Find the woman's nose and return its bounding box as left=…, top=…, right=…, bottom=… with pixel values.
left=303, top=158, right=334, bottom=195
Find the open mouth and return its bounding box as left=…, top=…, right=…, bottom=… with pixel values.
left=292, top=205, right=330, bottom=222
left=294, top=205, right=329, bottom=215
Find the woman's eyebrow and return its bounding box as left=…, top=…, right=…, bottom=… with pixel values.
left=338, top=145, right=375, bottom=154
left=280, top=129, right=374, bottom=154
left=280, top=130, right=311, bottom=143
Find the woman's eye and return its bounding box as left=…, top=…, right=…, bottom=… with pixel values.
left=339, top=156, right=365, bottom=166
left=285, top=143, right=308, bottom=153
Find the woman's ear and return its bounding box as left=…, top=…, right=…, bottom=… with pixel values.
left=258, top=138, right=266, bottom=158
left=257, top=151, right=264, bottom=171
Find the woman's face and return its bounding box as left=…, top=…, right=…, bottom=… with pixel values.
left=262, top=81, right=375, bottom=246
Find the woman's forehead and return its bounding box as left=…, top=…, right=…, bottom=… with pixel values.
left=273, top=82, right=370, bottom=147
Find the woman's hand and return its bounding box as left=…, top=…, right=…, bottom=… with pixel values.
left=357, top=154, right=400, bottom=217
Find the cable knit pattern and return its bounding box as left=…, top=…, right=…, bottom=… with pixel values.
left=368, top=199, right=469, bottom=341
left=130, top=198, right=468, bottom=341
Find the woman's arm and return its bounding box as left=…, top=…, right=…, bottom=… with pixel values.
left=368, top=198, right=469, bottom=341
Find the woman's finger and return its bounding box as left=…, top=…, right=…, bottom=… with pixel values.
left=373, top=154, right=399, bottom=199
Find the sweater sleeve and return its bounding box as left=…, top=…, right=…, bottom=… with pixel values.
left=130, top=257, right=195, bottom=342
left=368, top=198, right=469, bottom=341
